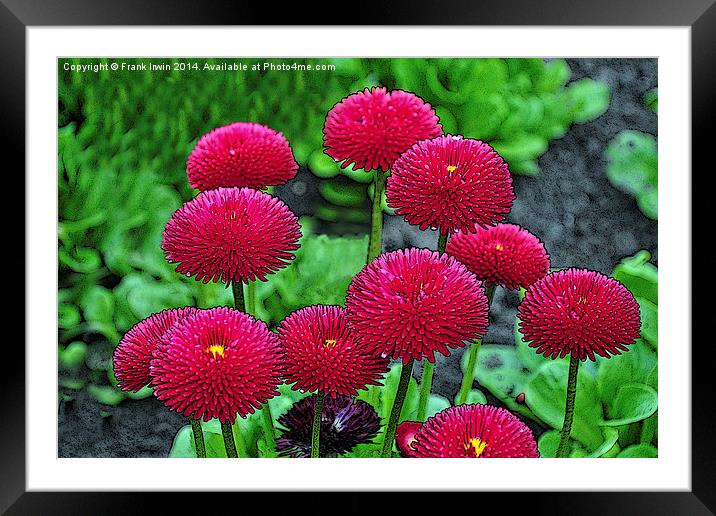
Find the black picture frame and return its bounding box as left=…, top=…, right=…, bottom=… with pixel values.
left=4, top=0, right=708, bottom=513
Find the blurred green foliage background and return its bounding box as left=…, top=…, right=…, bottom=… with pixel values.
left=58, top=57, right=611, bottom=404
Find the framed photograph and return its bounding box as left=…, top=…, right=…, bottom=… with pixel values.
left=6, top=0, right=709, bottom=512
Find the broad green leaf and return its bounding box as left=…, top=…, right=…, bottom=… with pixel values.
left=423, top=394, right=451, bottom=420
left=644, top=89, right=658, bottom=114
left=87, top=384, right=125, bottom=406
left=456, top=389, right=487, bottom=406
left=524, top=360, right=604, bottom=450
left=612, top=251, right=658, bottom=305
left=589, top=427, right=620, bottom=458
left=169, top=419, right=230, bottom=458
left=618, top=444, right=658, bottom=458
left=566, top=78, right=610, bottom=123
left=606, top=131, right=657, bottom=220
left=471, top=344, right=541, bottom=422
left=58, top=341, right=88, bottom=369
left=597, top=340, right=657, bottom=413
left=602, top=383, right=658, bottom=427
left=537, top=430, right=561, bottom=458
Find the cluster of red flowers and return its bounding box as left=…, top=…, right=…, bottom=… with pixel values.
left=112, top=84, right=642, bottom=461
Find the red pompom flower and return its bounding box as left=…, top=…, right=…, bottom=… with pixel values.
left=278, top=305, right=388, bottom=397
left=187, top=122, right=298, bottom=191
left=150, top=307, right=283, bottom=423
left=323, top=87, right=442, bottom=172
left=447, top=223, right=550, bottom=290
left=396, top=405, right=539, bottom=458
left=113, top=307, right=198, bottom=392
left=518, top=268, right=641, bottom=361
left=386, top=135, right=515, bottom=234
left=162, top=187, right=302, bottom=284
left=345, top=248, right=489, bottom=363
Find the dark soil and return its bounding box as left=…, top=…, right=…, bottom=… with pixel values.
left=59, top=58, right=657, bottom=457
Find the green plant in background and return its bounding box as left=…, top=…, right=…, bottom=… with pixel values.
left=463, top=251, right=657, bottom=458
left=605, top=89, right=658, bottom=220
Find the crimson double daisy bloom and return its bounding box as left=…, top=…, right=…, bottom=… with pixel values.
left=277, top=305, right=388, bottom=397
left=447, top=223, right=550, bottom=290
left=386, top=135, right=515, bottom=234
left=323, top=87, right=442, bottom=172
left=150, top=307, right=283, bottom=423
left=518, top=268, right=641, bottom=361
left=187, top=122, right=298, bottom=191
left=396, top=404, right=539, bottom=458
left=113, top=307, right=198, bottom=392
left=345, top=248, right=489, bottom=363
left=162, top=187, right=301, bottom=284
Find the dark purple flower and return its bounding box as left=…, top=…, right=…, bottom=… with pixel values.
left=276, top=395, right=381, bottom=458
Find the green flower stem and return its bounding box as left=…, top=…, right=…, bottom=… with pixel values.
left=231, top=280, right=245, bottom=312
left=366, top=170, right=387, bottom=263
left=311, top=392, right=325, bottom=458
left=556, top=354, right=580, bottom=458
left=190, top=417, right=206, bottom=458
left=231, top=279, right=275, bottom=452
left=416, top=361, right=434, bottom=421
left=437, top=231, right=449, bottom=255
left=260, top=403, right=277, bottom=451
left=245, top=280, right=257, bottom=316
left=416, top=231, right=450, bottom=420
left=221, top=420, right=239, bottom=458
left=381, top=358, right=414, bottom=457
left=455, top=284, right=496, bottom=405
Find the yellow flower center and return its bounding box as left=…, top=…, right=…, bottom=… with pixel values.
left=465, top=437, right=487, bottom=457
left=323, top=339, right=337, bottom=348
left=446, top=165, right=457, bottom=172
left=207, top=344, right=225, bottom=359
left=495, top=244, right=504, bottom=252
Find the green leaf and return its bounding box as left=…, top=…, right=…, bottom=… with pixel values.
left=606, top=131, right=658, bottom=220
left=602, top=383, right=658, bottom=427
left=589, top=427, right=620, bottom=458
left=524, top=360, right=604, bottom=450
left=472, top=344, right=541, bottom=422
left=618, top=443, right=658, bottom=458
left=169, top=419, right=230, bottom=458
left=638, top=298, right=658, bottom=348
left=644, top=89, right=658, bottom=114
left=87, top=384, right=126, bottom=406
left=309, top=150, right=341, bottom=179
left=566, top=78, right=610, bottom=123
left=423, top=394, right=450, bottom=420
left=537, top=430, right=561, bottom=458
left=492, top=134, right=548, bottom=164
left=58, top=341, right=88, bottom=369
left=456, top=389, right=487, bottom=405
left=612, top=250, right=658, bottom=305
left=597, top=341, right=657, bottom=413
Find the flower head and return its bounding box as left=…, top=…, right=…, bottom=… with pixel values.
left=276, top=394, right=381, bottom=458
left=187, top=122, right=298, bottom=191
left=397, top=405, right=539, bottom=458
left=395, top=421, right=423, bottom=458
left=345, top=248, right=489, bottom=363
left=386, top=135, right=515, bottom=234
left=162, top=187, right=301, bottom=284
left=323, top=87, right=442, bottom=172
left=447, top=223, right=550, bottom=290
left=113, top=307, right=198, bottom=392
left=150, top=307, right=283, bottom=422
left=518, top=268, right=641, bottom=361
left=278, top=305, right=388, bottom=397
